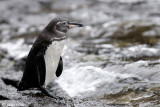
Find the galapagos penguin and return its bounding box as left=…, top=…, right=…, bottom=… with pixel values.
left=18, top=18, right=83, bottom=99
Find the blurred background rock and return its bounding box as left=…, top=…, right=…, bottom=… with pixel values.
left=0, top=0, right=160, bottom=107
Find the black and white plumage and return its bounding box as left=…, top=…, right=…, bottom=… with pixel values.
left=17, top=18, right=83, bottom=98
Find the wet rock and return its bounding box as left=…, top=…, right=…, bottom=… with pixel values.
left=96, top=21, right=159, bottom=47
left=0, top=0, right=160, bottom=107
left=0, top=100, right=29, bottom=107
left=13, top=57, right=26, bottom=71
left=39, top=1, right=53, bottom=13
left=0, top=95, right=9, bottom=100
left=0, top=18, right=9, bottom=24
left=1, top=77, right=19, bottom=89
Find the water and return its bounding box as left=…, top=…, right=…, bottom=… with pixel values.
left=56, top=65, right=134, bottom=97
left=0, top=0, right=160, bottom=106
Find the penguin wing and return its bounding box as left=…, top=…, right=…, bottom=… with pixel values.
left=34, top=53, right=46, bottom=86
left=56, top=56, right=63, bottom=77
left=18, top=45, right=47, bottom=90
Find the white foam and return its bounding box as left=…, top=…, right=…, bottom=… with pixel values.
left=102, top=21, right=118, bottom=28
left=121, top=45, right=159, bottom=58
left=56, top=65, right=133, bottom=97
left=128, top=45, right=158, bottom=54
left=0, top=39, right=31, bottom=60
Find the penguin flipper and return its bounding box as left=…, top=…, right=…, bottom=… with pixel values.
left=56, top=56, right=63, bottom=77
left=35, top=54, right=46, bottom=86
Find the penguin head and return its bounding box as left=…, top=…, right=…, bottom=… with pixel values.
left=46, top=18, right=83, bottom=33
left=55, top=19, right=83, bottom=33
left=55, top=20, right=70, bottom=33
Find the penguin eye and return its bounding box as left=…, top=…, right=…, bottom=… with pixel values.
left=62, top=22, right=68, bottom=26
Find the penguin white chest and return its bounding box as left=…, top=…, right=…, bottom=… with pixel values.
left=44, top=40, right=65, bottom=86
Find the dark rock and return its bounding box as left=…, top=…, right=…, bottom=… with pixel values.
left=1, top=77, right=19, bottom=89
left=0, top=95, right=9, bottom=100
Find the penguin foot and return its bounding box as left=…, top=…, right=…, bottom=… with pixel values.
left=39, top=86, right=63, bottom=100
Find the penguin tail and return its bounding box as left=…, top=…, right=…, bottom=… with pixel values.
left=1, top=77, right=19, bottom=89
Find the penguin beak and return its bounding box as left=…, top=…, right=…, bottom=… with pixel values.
left=68, top=22, right=83, bottom=28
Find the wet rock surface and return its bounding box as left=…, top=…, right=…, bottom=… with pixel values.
left=0, top=0, right=160, bottom=106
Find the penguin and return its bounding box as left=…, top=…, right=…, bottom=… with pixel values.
left=17, top=18, right=83, bottom=99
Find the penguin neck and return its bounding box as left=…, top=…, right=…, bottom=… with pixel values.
left=54, top=27, right=66, bottom=35
left=52, top=35, right=67, bottom=41
left=52, top=31, right=67, bottom=41
left=43, top=29, right=67, bottom=41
